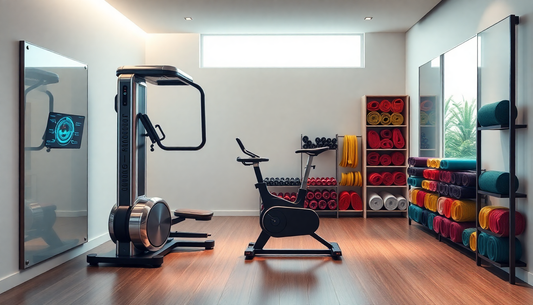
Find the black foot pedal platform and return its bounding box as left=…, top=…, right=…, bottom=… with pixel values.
left=244, top=242, right=342, bottom=260
left=87, top=239, right=215, bottom=267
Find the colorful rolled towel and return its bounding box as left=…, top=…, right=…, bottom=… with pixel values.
left=416, top=190, right=427, bottom=208
left=469, top=231, right=477, bottom=251
left=409, top=188, right=421, bottom=204
left=368, top=172, right=383, bottom=185
left=380, top=129, right=392, bottom=139
left=409, top=204, right=424, bottom=223
left=420, top=111, right=429, bottom=125
left=382, top=172, right=394, bottom=186
left=407, top=177, right=424, bottom=187
left=423, top=169, right=439, bottom=180
left=439, top=159, right=476, bottom=170
left=391, top=98, right=404, bottom=113
left=408, top=157, right=430, bottom=167
left=420, top=99, right=433, bottom=111
left=421, top=210, right=429, bottom=227
left=391, top=151, right=404, bottom=165
left=381, top=192, right=398, bottom=210
left=439, top=171, right=453, bottom=183
left=367, top=100, right=380, bottom=111
left=368, top=192, right=383, bottom=210
left=477, top=100, right=517, bottom=127
left=367, top=152, right=380, bottom=165
left=367, top=130, right=381, bottom=149
left=392, top=129, right=405, bottom=148
left=440, top=218, right=453, bottom=238
left=488, top=209, right=526, bottom=236
left=449, top=185, right=476, bottom=199
left=429, top=181, right=438, bottom=192
left=433, top=216, right=444, bottom=234
left=478, top=170, right=519, bottom=194
left=449, top=222, right=475, bottom=243
left=428, top=158, right=442, bottom=168
left=486, top=235, right=523, bottom=263
left=437, top=197, right=447, bottom=215
left=380, top=112, right=392, bottom=125
left=438, top=182, right=449, bottom=197
left=424, top=193, right=438, bottom=212
left=350, top=191, right=363, bottom=210
left=393, top=172, right=406, bottom=186
left=379, top=99, right=392, bottom=112
left=479, top=206, right=508, bottom=229
left=421, top=179, right=431, bottom=190
left=338, top=191, right=351, bottom=210
left=427, top=212, right=437, bottom=230
left=462, top=228, right=476, bottom=248
left=381, top=139, right=394, bottom=149
left=379, top=154, right=392, bottom=166
left=443, top=197, right=454, bottom=218
left=407, top=167, right=425, bottom=177
left=451, top=200, right=477, bottom=222
left=461, top=172, right=477, bottom=187
left=397, top=195, right=407, bottom=210
left=390, top=112, right=404, bottom=125
left=367, top=111, right=381, bottom=125
left=478, top=232, right=489, bottom=256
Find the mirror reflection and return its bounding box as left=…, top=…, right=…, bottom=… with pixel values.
left=20, top=41, right=88, bottom=269
left=418, top=56, right=442, bottom=157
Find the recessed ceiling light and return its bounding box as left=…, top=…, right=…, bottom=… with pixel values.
left=364, top=17, right=373, bottom=21
left=184, top=17, right=193, bottom=21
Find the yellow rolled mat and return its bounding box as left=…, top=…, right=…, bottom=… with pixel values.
left=427, top=158, right=442, bottom=169
left=479, top=206, right=508, bottom=229
left=470, top=231, right=477, bottom=251
left=380, top=112, right=391, bottom=125
left=451, top=200, right=476, bottom=222
left=420, top=111, right=429, bottom=125
left=339, top=135, right=358, bottom=168
left=424, top=193, right=438, bottom=212
left=367, top=111, right=380, bottom=125
left=391, top=112, right=404, bottom=125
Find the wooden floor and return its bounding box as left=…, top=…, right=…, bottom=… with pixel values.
left=1, top=216, right=533, bottom=305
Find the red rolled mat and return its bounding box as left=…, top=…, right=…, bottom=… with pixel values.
left=379, top=99, right=392, bottom=112
left=420, top=99, right=433, bottom=111
left=382, top=172, right=394, bottom=186
left=322, top=190, right=331, bottom=200
left=433, top=216, right=444, bottom=234
left=304, top=200, right=309, bottom=208
left=308, top=200, right=318, bottom=210
left=393, top=172, right=406, bottom=186
left=380, top=154, right=392, bottom=166
left=314, top=190, right=323, bottom=200
left=367, top=152, right=380, bottom=165
left=318, top=200, right=327, bottom=210
left=367, top=130, right=381, bottom=149
left=416, top=190, right=427, bottom=208
left=488, top=209, right=526, bottom=236
left=423, top=169, right=439, bottom=180
left=330, top=190, right=337, bottom=200
left=381, top=139, right=394, bottom=149
left=443, top=197, right=454, bottom=218
left=430, top=170, right=440, bottom=181
left=380, top=129, right=392, bottom=139
left=429, top=181, right=438, bottom=192
left=449, top=222, right=475, bottom=243
left=367, top=100, right=380, bottom=111
left=350, top=191, right=363, bottom=210
left=339, top=191, right=351, bottom=210
left=393, top=129, right=405, bottom=148
left=440, top=218, right=453, bottom=238
left=290, top=192, right=297, bottom=202
left=391, top=151, right=404, bottom=165
left=328, top=200, right=337, bottom=210
left=391, top=98, right=404, bottom=113
left=443, top=171, right=452, bottom=183
left=368, top=172, right=383, bottom=185
left=306, top=191, right=315, bottom=200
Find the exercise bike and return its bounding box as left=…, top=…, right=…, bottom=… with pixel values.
left=87, top=65, right=214, bottom=267
left=236, top=138, right=342, bottom=259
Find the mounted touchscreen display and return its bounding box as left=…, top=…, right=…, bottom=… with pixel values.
left=44, top=112, right=85, bottom=149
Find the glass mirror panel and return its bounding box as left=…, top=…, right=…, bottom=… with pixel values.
left=418, top=56, right=442, bottom=157
left=19, top=41, right=88, bottom=269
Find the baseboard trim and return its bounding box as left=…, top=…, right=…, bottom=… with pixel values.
left=0, top=233, right=109, bottom=294
left=211, top=210, right=259, bottom=216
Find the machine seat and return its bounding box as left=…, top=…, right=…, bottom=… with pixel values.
left=174, top=209, right=213, bottom=221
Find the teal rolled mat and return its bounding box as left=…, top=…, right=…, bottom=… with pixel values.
left=409, top=204, right=423, bottom=223
left=462, top=228, right=476, bottom=247
left=478, top=170, right=519, bottom=194
left=478, top=100, right=518, bottom=127
left=408, top=177, right=425, bottom=188
left=478, top=232, right=489, bottom=256
left=439, top=159, right=476, bottom=170
left=427, top=212, right=438, bottom=230
left=486, top=235, right=522, bottom=263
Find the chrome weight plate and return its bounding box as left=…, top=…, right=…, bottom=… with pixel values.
left=129, top=196, right=171, bottom=251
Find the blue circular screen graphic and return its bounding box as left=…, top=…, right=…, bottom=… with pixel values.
left=55, top=116, right=75, bottom=146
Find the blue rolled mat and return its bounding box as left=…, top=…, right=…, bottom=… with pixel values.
left=486, top=235, right=522, bottom=263
left=461, top=172, right=477, bottom=187
left=478, top=232, right=489, bottom=256
left=439, top=159, right=476, bottom=170
left=478, top=170, right=519, bottom=194
left=408, top=177, right=425, bottom=187
left=421, top=210, right=429, bottom=227
left=438, top=182, right=449, bottom=196
left=407, top=167, right=426, bottom=177
left=449, top=185, right=476, bottom=199
left=462, top=228, right=476, bottom=247
left=427, top=212, right=438, bottom=230
left=477, top=100, right=517, bottom=127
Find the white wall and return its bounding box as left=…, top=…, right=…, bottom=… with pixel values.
left=144, top=32, right=406, bottom=215
left=0, top=0, right=145, bottom=293
left=406, top=0, right=533, bottom=284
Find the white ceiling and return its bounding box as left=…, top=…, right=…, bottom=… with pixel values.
left=105, top=0, right=442, bottom=34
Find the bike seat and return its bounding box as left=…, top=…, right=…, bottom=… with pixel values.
left=174, top=209, right=213, bottom=221
left=237, top=157, right=269, bottom=165
left=295, top=146, right=330, bottom=156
